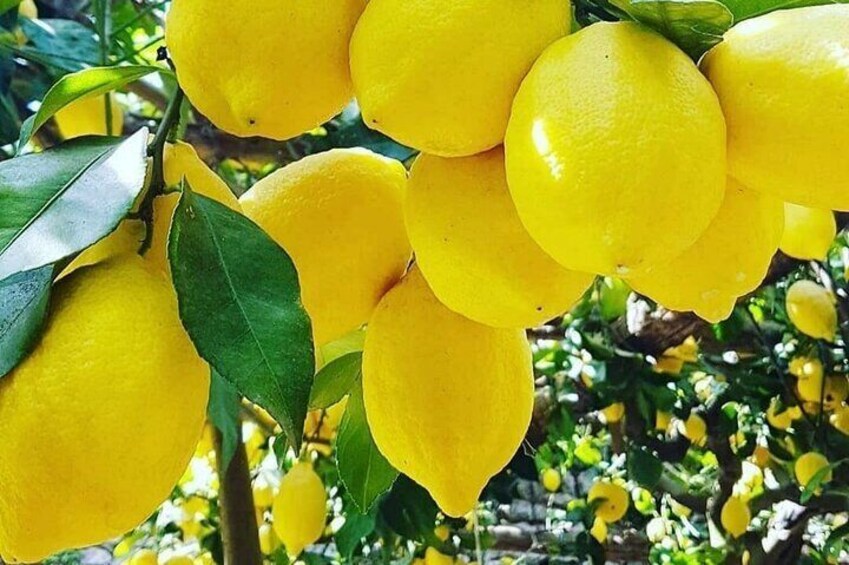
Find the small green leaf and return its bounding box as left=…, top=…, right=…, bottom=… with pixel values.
left=0, top=0, right=20, bottom=17
left=335, top=509, right=376, bottom=559
left=208, top=369, right=241, bottom=473
left=800, top=460, right=843, bottom=503
left=628, top=446, right=664, bottom=487
left=337, top=382, right=398, bottom=513
left=169, top=189, right=314, bottom=449
left=379, top=475, right=439, bottom=543
left=611, top=0, right=734, bottom=59
left=310, top=352, right=362, bottom=410
left=0, top=129, right=148, bottom=281
left=0, top=264, right=51, bottom=379
left=18, top=65, right=164, bottom=149
left=719, top=0, right=845, bottom=20
left=16, top=19, right=99, bottom=72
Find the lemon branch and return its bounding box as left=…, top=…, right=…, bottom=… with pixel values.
left=138, top=85, right=185, bottom=254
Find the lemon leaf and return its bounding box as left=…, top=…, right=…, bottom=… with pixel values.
left=169, top=187, right=314, bottom=450
left=628, top=446, right=664, bottom=487
left=379, top=475, right=440, bottom=543
left=719, top=0, right=844, bottom=20
left=335, top=508, right=376, bottom=559
left=0, top=264, right=51, bottom=379
left=337, top=381, right=398, bottom=513
left=0, top=129, right=148, bottom=281
left=208, top=369, right=241, bottom=473
left=310, top=352, right=362, bottom=410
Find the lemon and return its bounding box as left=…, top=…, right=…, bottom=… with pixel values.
left=682, top=413, right=707, bottom=445
left=18, top=0, right=37, bottom=19
left=434, top=525, right=451, bottom=542
left=350, top=0, right=570, bottom=157
left=406, top=148, right=593, bottom=328
left=789, top=357, right=823, bottom=381
left=588, top=482, right=629, bottom=523
left=720, top=496, right=750, bottom=539
left=589, top=517, right=608, bottom=543
left=505, top=21, right=725, bottom=277
left=702, top=5, right=849, bottom=210
left=54, top=94, right=123, bottom=138
left=240, top=148, right=410, bottom=346
left=629, top=179, right=783, bottom=322
left=831, top=407, right=849, bottom=435
left=655, top=411, right=672, bottom=432
left=601, top=403, right=625, bottom=424
left=252, top=481, right=274, bottom=509
left=272, top=462, right=327, bottom=556
left=795, top=452, right=831, bottom=488
left=166, top=0, right=365, bottom=140
left=164, top=557, right=193, bottom=565
left=148, top=141, right=241, bottom=274
left=780, top=204, right=836, bottom=261
left=786, top=280, right=837, bottom=342
left=259, top=523, right=281, bottom=555
left=128, top=549, right=159, bottom=565
left=752, top=445, right=771, bottom=468
left=363, top=267, right=533, bottom=517
left=541, top=468, right=562, bottom=493
left=766, top=400, right=795, bottom=431
left=61, top=219, right=145, bottom=277
left=424, top=547, right=454, bottom=565
left=0, top=256, right=209, bottom=563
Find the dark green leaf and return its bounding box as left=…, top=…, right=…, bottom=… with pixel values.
left=310, top=352, right=362, bottom=410
left=0, top=129, right=148, bottom=281
left=17, top=19, right=99, bottom=72
left=0, top=264, right=51, bottom=379
left=335, top=509, right=376, bottom=558
left=611, top=0, right=734, bottom=59
left=628, top=446, right=664, bottom=487
left=337, top=382, right=398, bottom=513
left=379, top=475, right=439, bottom=543
left=208, top=369, right=241, bottom=473
left=169, top=189, right=314, bottom=449
left=18, top=65, right=163, bottom=149
left=0, top=0, right=21, bottom=16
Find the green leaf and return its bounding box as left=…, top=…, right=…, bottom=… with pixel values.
left=800, top=460, right=843, bottom=503
left=17, top=19, right=99, bottom=72
left=169, top=189, right=314, bottom=450
left=310, top=352, right=362, bottom=410
left=0, top=129, right=148, bottom=281
left=379, top=475, right=439, bottom=543
left=337, top=382, right=398, bottom=513
left=628, top=446, right=664, bottom=487
left=0, top=264, right=51, bottom=379
left=0, top=0, right=20, bottom=17
left=208, top=369, right=241, bottom=473
left=610, top=0, right=734, bottom=59
left=824, top=519, right=849, bottom=556
left=18, top=65, right=164, bottom=149
left=335, top=509, right=376, bottom=559
left=719, top=0, right=848, bottom=20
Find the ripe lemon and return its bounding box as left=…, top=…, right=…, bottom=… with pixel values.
left=259, top=523, right=281, bottom=555
left=272, top=462, right=327, bottom=556
left=541, top=468, right=562, bottom=493
left=166, top=0, right=365, bottom=140
left=61, top=219, right=145, bottom=277
left=795, top=452, right=831, bottom=488
left=406, top=148, right=593, bottom=328
left=601, top=403, right=625, bottom=424
left=252, top=481, right=274, bottom=509
left=588, top=482, right=629, bottom=523
left=831, top=407, right=849, bottom=435
left=766, top=400, right=798, bottom=431
left=655, top=411, right=672, bottom=432
left=424, top=547, right=454, bottom=565
left=240, top=148, right=410, bottom=346
left=702, top=5, right=849, bottom=210
left=589, top=517, right=608, bottom=543
left=18, top=0, right=37, bottom=19
left=789, top=357, right=823, bottom=381
left=0, top=256, right=209, bottom=563
left=786, top=280, right=837, bottom=342
left=752, top=445, right=771, bottom=468
left=682, top=413, right=707, bottom=445
left=720, top=496, right=750, bottom=539
left=54, top=94, right=123, bottom=138
left=147, top=141, right=241, bottom=274
left=128, top=549, right=159, bottom=565
left=629, top=179, right=783, bottom=322
left=363, top=267, right=533, bottom=517
left=505, top=21, right=725, bottom=276
left=164, top=557, right=193, bottom=565
left=350, top=0, right=570, bottom=157
left=780, top=204, right=836, bottom=261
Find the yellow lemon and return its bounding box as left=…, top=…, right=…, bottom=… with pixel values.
left=128, top=549, right=159, bottom=565
left=752, top=445, right=771, bottom=468
left=434, top=525, right=451, bottom=542
left=655, top=411, right=672, bottom=432
left=682, top=413, right=707, bottom=445
left=164, top=557, right=193, bottom=565
left=702, top=5, right=849, bottom=210
left=148, top=141, right=241, bottom=274
left=780, top=204, right=836, bottom=261
left=272, top=462, right=327, bottom=556
left=54, top=94, right=123, bottom=138
left=541, top=468, right=562, bottom=493
left=601, top=403, right=625, bottom=424
left=0, top=256, right=209, bottom=563
left=350, top=0, right=570, bottom=157
left=252, top=481, right=274, bottom=509
left=831, top=406, right=849, bottom=435
left=786, top=280, right=837, bottom=342
left=766, top=399, right=797, bottom=430
left=259, top=523, right=281, bottom=555
left=166, top=0, right=365, bottom=140
left=363, top=267, right=533, bottom=517
left=505, top=21, right=725, bottom=277
left=588, top=482, right=629, bottom=523
left=240, top=148, right=411, bottom=346
left=795, top=452, right=831, bottom=488
left=61, top=219, right=145, bottom=277
left=720, top=496, right=750, bottom=539
left=629, top=179, right=783, bottom=322
left=406, top=148, right=593, bottom=328
left=424, top=547, right=454, bottom=565
left=590, top=517, right=608, bottom=543
left=18, top=0, right=37, bottom=18
left=789, top=357, right=823, bottom=380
